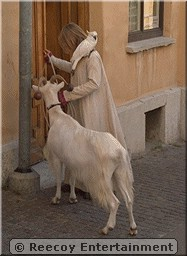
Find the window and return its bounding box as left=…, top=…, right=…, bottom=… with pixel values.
left=128, top=1, right=164, bottom=42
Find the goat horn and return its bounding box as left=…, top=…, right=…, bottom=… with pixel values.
left=32, top=77, right=39, bottom=86
left=38, top=76, right=47, bottom=87
left=50, top=74, right=68, bottom=85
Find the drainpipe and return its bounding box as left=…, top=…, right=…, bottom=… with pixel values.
left=16, top=2, right=32, bottom=173
left=9, top=2, right=40, bottom=197
left=186, top=2, right=187, bottom=88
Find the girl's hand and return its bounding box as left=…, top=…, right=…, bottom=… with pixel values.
left=43, top=49, right=53, bottom=63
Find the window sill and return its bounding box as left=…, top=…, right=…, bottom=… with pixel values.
left=126, top=36, right=176, bottom=54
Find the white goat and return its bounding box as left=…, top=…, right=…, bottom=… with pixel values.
left=32, top=75, right=137, bottom=236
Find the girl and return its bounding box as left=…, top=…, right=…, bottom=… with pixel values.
left=44, top=22, right=131, bottom=197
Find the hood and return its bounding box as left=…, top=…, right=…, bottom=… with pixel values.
left=70, top=31, right=98, bottom=71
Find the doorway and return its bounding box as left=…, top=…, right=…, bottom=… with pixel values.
left=31, top=2, right=89, bottom=163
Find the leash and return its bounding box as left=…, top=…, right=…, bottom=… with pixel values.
left=48, top=54, right=57, bottom=76
left=35, top=54, right=69, bottom=130
left=41, top=54, right=58, bottom=130
left=48, top=54, right=69, bottom=85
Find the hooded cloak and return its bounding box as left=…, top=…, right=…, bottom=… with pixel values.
left=51, top=32, right=128, bottom=149
left=50, top=32, right=131, bottom=190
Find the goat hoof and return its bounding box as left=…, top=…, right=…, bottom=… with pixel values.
left=108, top=227, right=114, bottom=231
left=51, top=197, right=60, bottom=205
left=129, top=227, right=137, bottom=236
left=69, top=198, right=78, bottom=204
left=99, top=227, right=108, bottom=235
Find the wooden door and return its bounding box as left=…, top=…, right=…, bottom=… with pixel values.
left=31, top=2, right=89, bottom=163
left=31, top=2, right=47, bottom=163
left=45, top=1, right=89, bottom=80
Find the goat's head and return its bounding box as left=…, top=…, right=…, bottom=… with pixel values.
left=32, top=75, right=65, bottom=102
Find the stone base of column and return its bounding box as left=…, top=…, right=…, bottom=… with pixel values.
left=8, top=169, right=40, bottom=199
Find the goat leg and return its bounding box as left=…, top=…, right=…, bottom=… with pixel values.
left=69, top=175, right=78, bottom=204
left=48, top=153, right=62, bottom=205
left=100, top=192, right=120, bottom=235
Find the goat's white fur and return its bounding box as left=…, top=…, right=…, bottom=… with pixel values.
left=32, top=78, right=137, bottom=235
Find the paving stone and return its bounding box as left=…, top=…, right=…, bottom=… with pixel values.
left=1, top=142, right=186, bottom=255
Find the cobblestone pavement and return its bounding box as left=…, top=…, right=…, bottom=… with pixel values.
left=1, top=141, right=186, bottom=255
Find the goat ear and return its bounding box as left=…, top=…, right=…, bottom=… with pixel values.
left=32, top=85, right=39, bottom=92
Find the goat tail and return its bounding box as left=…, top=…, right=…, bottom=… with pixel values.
left=114, top=151, right=134, bottom=204
left=84, top=169, right=116, bottom=211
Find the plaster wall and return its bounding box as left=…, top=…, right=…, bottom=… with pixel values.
left=89, top=1, right=185, bottom=154
left=2, top=3, right=19, bottom=145
left=1, top=2, right=185, bottom=187
left=176, top=3, right=185, bottom=87
left=2, top=2, right=185, bottom=148
left=118, top=88, right=183, bottom=154
left=90, top=2, right=185, bottom=107
left=2, top=3, right=19, bottom=187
